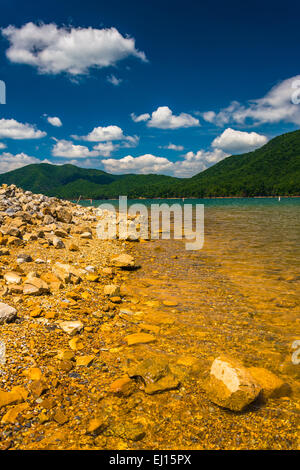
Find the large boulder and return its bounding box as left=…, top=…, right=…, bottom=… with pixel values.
left=204, top=356, right=261, bottom=411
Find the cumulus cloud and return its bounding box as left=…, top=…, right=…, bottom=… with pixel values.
left=107, top=74, right=122, bottom=86
left=0, top=152, right=50, bottom=173
left=93, top=142, right=118, bottom=157
left=161, top=143, right=184, bottom=151
left=172, top=149, right=229, bottom=177
left=47, top=116, right=62, bottom=127
left=0, top=142, right=6, bottom=149
left=74, top=125, right=138, bottom=148
left=2, top=22, right=146, bottom=76
left=132, top=106, right=200, bottom=129
left=75, top=125, right=125, bottom=142
left=101, top=148, right=228, bottom=177
left=0, top=118, right=46, bottom=139
left=203, top=75, right=300, bottom=126
left=102, top=154, right=173, bottom=174
left=52, top=139, right=101, bottom=158
left=212, top=128, right=268, bottom=153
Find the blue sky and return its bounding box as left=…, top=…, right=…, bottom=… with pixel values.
left=0, top=0, right=300, bottom=177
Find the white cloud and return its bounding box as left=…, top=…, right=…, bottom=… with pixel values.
left=0, top=152, right=50, bottom=173
left=93, top=142, right=118, bottom=157
left=75, top=125, right=138, bottom=147
left=107, top=74, right=122, bottom=86
left=0, top=142, right=6, bottom=149
left=212, top=128, right=268, bottom=154
left=2, top=22, right=146, bottom=76
left=66, top=158, right=99, bottom=169
left=203, top=75, right=300, bottom=126
left=47, top=116, right=62, bottom=127
left=76, top=125, right=125, bottom=142
left=101, top=148, right=228, bottom=177
left=0, top=118, right=46, bottom=139
left=202, top=111, right=216, bottom=123
left=52, top=139, right=101, bottom=158
left=147, top=106, right=200, bottom=129
left=172, top=149, right=229, bottom=177
left=131, top=112, right=150, bottom=123
left=161, top=143, right=184, bottom=151
left=102, top=154, right=173, bottom=174
left=131, top=107, right=199, bottom=129
left=122, top=135, right=139, bottom=148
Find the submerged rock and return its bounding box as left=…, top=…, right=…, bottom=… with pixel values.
left=248, top=367, right=291, bottom=400
left=0, top=386, right=28, bottom=409
left=128, top=357, right=180, bottom=394
left=204, top=356, right=261, bottom=411
left=1, top=402, right=29, bottom=424
left=109, top=377, right=136, bottom=397
left=125, top=333, right=156, bottom=346
left=87, top=417, right=109, bottom=436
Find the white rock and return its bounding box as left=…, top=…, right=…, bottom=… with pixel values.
left=204, top=356, right=261, bottom=411
left=85, top=265, right=95, bottom=273
left=4, top=272, right=22, bottom=285
left=0, top=302, right=17, bottom=324
left=59, top=320, right=84, bottom=336
left=80, top=232, right=92, bottom=239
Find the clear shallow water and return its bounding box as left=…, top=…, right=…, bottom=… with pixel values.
left=81, top=198, right=300, bottom=306
left=79, top=197, right=300, bottom=448
left=82, top=196, right=300, bottom=332
left=81, top=197, right=300, bottom=299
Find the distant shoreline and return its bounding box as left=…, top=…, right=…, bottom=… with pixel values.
left=74, top=195, right=300, bottom=202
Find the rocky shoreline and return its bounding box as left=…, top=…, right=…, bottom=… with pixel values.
left=0, top=184, right=298, bottom=450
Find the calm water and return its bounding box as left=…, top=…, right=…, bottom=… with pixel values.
left=80, top=197, right=300, bottom=448
left=82, top=198, right=300, bottom=314
left=83, top=197, right=300, bottom=300
left=84, top=196, right=300, bottom=341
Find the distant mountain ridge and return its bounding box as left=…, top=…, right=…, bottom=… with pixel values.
left=0, top=129, right=299, bottom=198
